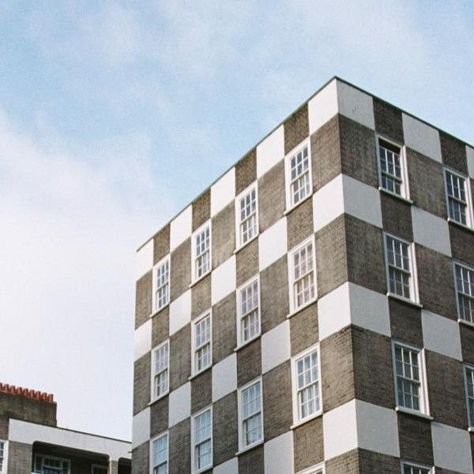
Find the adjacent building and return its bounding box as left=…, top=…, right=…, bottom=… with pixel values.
left=0, top=383, right=131, bottom=473
left=133, top=77, right=474, bottom=473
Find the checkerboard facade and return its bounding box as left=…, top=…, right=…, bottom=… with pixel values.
left=132, top=78, right=474, bottom=474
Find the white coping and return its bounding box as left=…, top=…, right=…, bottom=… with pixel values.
left=411, top=206, right=451, bottom=257
left=134, top=318, right=152, bottom=362
left=211, top=167, right=236, bottom=217
left=402, top=113, right=442, bottom=162
left=136, top=239, right=154, bottom=280
left=256, top=125, right=285, bottom=179
left=169, top=205, right=192, bottom=252
left=421, top=310, right=462, bottom=361
left=467, top=145, right=474, bottom=179
left=308, top=79, right=338, bottom=135
left=9, top=419, right=130, bottom=460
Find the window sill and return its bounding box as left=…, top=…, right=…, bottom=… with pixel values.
left=287, top=298, right=318, bottom=319
left=378, top=187, right=414, bottom=205
left=458, top=318, right=474, bottom=329
left=395, top=406, right=433, bottom=421
left=387, top=293, right=423, bottom=308
left=188, top=366, right=212, bottom=381
left=235, top=440, right=264, bottom=456
left=233, top=234, right=259, bottom=255
left=447, top=218, right=474, bottom=234
left=234, top=334, right=261, bottom=352
left=284, top=193, right=313, bottom=216
left=148, top=392, right=169, bottom=407
left=290, top=411, right=322, bottom=430
left=189, top=271, right=211, bottom=289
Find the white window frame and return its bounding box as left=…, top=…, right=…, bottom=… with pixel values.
left=288, top=236, right=317, bottom=314
left=191, top=406, right=213, bottom=473
left=444, top=167, right=473, bottom=229
left=150, top=340, right=170, bottom=402
left=153, top=255, right=170, bottom=313
left=91, top=465, right=108, bottom=474
left=383, top=233, right=419, bottom=304
left=0, top=440, right=7, bottom=474
left=150, top=432, right=169, bottom=474
left=291, top=344, right=322, bottom=426
left=285, top=139, right=313, bottom=211
left=376, top=135, right=410, bottom=199
left=464, top=364, right=474, bottom=429
left=392, top=341, right=430, bottom=417
left=192, top=221, right=212, bottom=283
left=400, top=461, right=434, bottom=474
left=235, top=183, right=259, bottom=250
left=33, top=454, right=70, bottom=474
left=192, top=311, right=212, bottom=376
left=236, top=275, right=261, bottom=348
left=453, top=261, right=474, bottom=326
left=237, top=377, right=264, bottom=452
left=297, top=463, right=325, bottom=474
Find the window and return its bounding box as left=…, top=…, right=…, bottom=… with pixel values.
left=377, top=137, right=407, bottom=197
left=384, top=234, right=417, bottom=301
left=154, top=257, right=170, bottom=312
left=292, top=346, right=322, bottom=423
left=91, top=466, right=108, bottom=474
left=444, top=169, right=472, bottom=227
left=192, top=223, right=211, bottom=281
left=237, top=277, right=260, bottom=346
left=465, top=365, right=474, bottom=428
left=151, top=433, right=168, bottom=474
left=192, top=408, right=212, bottom=473
left=401, top=462, right=432, bottom=474
left=0, top=441, right=6, bottom=473
left=393, top=343, right=428, bottom=414
left=238, top=379, right=263, bottom=450
left=192, top=313, right=212, bottom=375
left=454, top=262, right=474, bottom=324
left=151, top=341, right=169, bottom=400
left=34, top=455, right=70, bottom=474
left=236, top=185, right=258, bottom=247
left=286, top=142, right=312, bottom=209
left=289, top=238, right=316, bottom=312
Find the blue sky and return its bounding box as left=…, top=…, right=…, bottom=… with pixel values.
left=0, top=1, right=473, bottom=440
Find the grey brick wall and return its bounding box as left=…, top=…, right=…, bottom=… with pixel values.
left=284, top=103, right=309, bottom=154
left=191, top=274, right=211, bottom=318
left=169, top=419, right=191, bottom=474
left=150, top=397, right=168, bottom=438
left=213, top=392, right=238, bottom=466
left=192, top=189, right=210, bottom=232
left=152, top=307, right=169, bottom=348
left=373, top=97, right=404, bottom=144
left=170, top=324, right=191, bottom=391
left=135, top=271, right=152, bottom=329
left=212, top=202, right=235, bottom=268
left=191, top=369, right=212, bottom=414
left=238, top=444, right=264, bottom=474
left=212, top=293, right=236, bottom=364
left=8, top=441, right=33, bottom=474
left=235, top=148, right=256, bottom=196
left=235, top=238, right=258, bottom=287
left=440, top=131, right=467, bottom=174
left=290, top=303, right=318, bottom=356
left=325, top=449, right=359, bottom=474
left=381, top=193, right=413, bottom=241
left=153, top=224, right=170, bottom=265
left=293, top=417, right=324, bottom=472
left=237, top=339, right=262, bottom=387
left=170, top=239, right=191, bottom=301
left=133, top=354, right=150, bottom=415
left=398, top=414, right=433, bottom=466
left=131, top=443, right=149, bottom=474
left=286, top=197, right=313, bottom=249
left=258, top=161, right=285, bottom=232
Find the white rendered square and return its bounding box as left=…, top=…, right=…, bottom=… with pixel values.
left=336, top=80, right=375, bottom=130
left=136, top=239, right=154, bottom=280
left=467, top=145, right=474, bottom=179
left=212, top=354, right=237, bottom=402
left=213, top=458, right=238, bottom=474
left=169, top=289, right=191, bottom=336
left=211, top=168, right=236, bottom=217
left=168, top=382, right=191, bottom=428
left=261, top=320, right=290, bottom=374
left=313, top=175, right=344, bottom=232
left=256, top=125, right=285, bottom=178
left=308, top=79, right=338, bottom=134
left=132, top=407, right=150, bottom=449
left=211, top=255, right=236, bottom=305
left=402, top=114, right=442, bottom=162
left=411, top=206, right=451, bottom=256
left=258, top=217, right=287, bottom=271
left=170, top=205, right=192, bottom=251
left=263, top=431, right=293, bottom=474
left=134, top=318, right=152, bottom=362
left=431, top=422, right=473, bottom=473
left=421, top=310, right=462, bottom=360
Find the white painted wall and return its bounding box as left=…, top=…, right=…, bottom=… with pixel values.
left=168, top=382, right=191, bottom=428
left=308, top=79, right=338, bottom=135
left=402, top=114, right=442, bottom=162
left=170, top=206, right=192, bottom=251
left=134, top=318, right=152, bottom=361
left=421, top=310, right=462, bottom=360
left=212, top=354, right=237, bottom=402
left=256, top=125, right=285, bottom=178
left=211, top=256, right=236, bottom=305
left=263, top=431, right=293, bottom=474
left=337, top=81, right=375, bottom=130
left=258, top=218, right=287, bottom=271
left=261, top=320, right=290, bottom=374
left=411, top=206, right=451, bottom=257
left=136, top=239, right=154, bottom=280
left=169, top=289, right=191, bottom=336
left=211, top=168, right=236, bottom=217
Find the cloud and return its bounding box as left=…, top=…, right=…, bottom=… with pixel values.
left=0, top=109, right=174, bottom=439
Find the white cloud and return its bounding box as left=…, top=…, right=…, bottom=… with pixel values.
left=0, top=109, right=174, bottom=439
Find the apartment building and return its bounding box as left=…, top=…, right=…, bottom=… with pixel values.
left=132, top=77, right=474, bottom=473
left=0, top=383, right=131, bottom=473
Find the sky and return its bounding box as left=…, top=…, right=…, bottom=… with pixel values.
left=0, top=1, right=473, bottom=441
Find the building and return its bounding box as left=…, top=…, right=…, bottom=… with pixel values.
left=132, top=77, right=474, bottom=474
left=0, top=383, right=131, bottom=473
